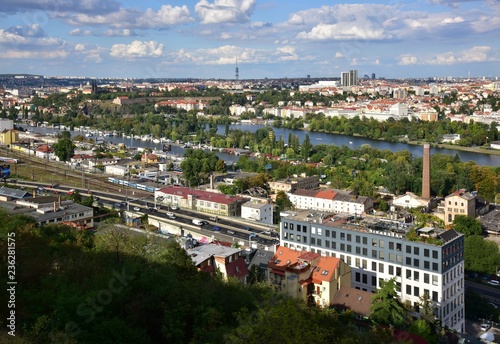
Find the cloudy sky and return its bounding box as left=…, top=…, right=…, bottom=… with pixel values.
left=0, top=0, right=499, bottom=79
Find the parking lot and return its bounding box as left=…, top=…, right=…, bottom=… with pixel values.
left=466, top=320, right=499, bottom=342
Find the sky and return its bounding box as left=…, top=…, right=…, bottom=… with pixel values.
left=0, top=0, right=499, bottom=79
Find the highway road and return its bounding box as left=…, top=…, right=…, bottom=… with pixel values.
left=14, top=180, right=280, bottom=247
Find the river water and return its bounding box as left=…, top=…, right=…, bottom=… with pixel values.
left=28, top=124, right=500, bottom=167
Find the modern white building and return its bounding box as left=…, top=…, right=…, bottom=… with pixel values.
left=392, top=192, right=430, bottom=209
left=241, top=200, right=273, bottom=225
left=279, top=210, right=465, bottom=333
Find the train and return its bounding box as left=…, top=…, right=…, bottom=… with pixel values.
left=107, top=177, right=160, bottom=193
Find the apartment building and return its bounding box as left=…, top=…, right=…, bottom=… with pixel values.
left=443, top=189, right=476, bottom=225
left=287, top=188, right=374, bottom=216
left=279, top=210, right=465, bottom=333
left=267, top=246, right=351, bottom=307
left=268, top=174, right=319, bottom=194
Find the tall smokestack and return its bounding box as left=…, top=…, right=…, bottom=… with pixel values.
left=422, top=144, right=431, bottom=200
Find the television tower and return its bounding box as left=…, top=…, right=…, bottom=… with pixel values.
left=235, top=59, right=239, bottom=80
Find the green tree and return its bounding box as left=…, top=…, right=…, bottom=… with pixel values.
left=52, top=137, right=75, bottom=162
left=452, top=215, right=483, bottom=236
left=370, top=278, right=409, bottom=328
left=464, top=235, right=500, bottom=274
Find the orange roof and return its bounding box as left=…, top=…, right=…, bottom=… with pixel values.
left=268, top=246, right=303, bottom=269
left=316, top=189, right=337, bottom=200
left=311, top=256, right=340, bottom=283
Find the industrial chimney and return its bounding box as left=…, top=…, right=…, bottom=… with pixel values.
left=422, top=144, right=431, bottom=200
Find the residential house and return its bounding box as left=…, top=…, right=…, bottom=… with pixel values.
left=35, top=144, right=55, bottom=160
left=267, top=246, right=351, bottom=307
left=186, top=244, right=248, bottom=282
left=442, top=189, right=476, bottom=225
left=0, top=129, right=19, bottom=146
left=241, top=200, right=273, bottom=225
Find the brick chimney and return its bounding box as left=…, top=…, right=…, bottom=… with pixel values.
left=422, top=144, right=431, bottom=200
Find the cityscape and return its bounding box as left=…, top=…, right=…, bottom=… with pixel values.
left=1, top=0, right=500, bottom=343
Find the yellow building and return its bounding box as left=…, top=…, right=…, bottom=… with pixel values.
left=0, top=129, right=19, bottom=146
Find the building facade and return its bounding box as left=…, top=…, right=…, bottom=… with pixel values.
left=241, top=200, right=274, bottom=225
left=268, top=174, right=319, bottom=194
left=279, top=210, right=465, bottom=332
left=443, top=189, right=476, bottom=225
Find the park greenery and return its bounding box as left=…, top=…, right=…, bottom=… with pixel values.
left=0, top=213, right=445, bottom=344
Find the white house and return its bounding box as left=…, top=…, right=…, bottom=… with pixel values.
left=105, top=164, right=128, bottom=176
left=241, top=200, right=273, bottom=225
left=392, top=192, right=430, bottom=209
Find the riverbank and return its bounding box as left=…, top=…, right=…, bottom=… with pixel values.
left=405, top=140, right=500, bottom=157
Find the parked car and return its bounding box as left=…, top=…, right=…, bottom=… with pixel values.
left=480, top=323, right=491, bottom=331
left=213, top=226, right=220, bottom=231
left=166, top=212, right=176, bottom=219
left=227, top=230, right=235, bottom=235
left=133, top=207, right=140, bottom=211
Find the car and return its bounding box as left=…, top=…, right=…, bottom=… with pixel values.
left=170, top=205, right=178, bottom=210
left=227, top=230, right=235, bottom=235
left=166, top=212, right=176, bottom=219
left=249, top=233, right=257, bottom=238
left=133, top=207, right=140, bottom=211
left=213, top=226, right=220, bottom=231
left=487, top=280, right=499, bottom=286
left=480, top=323, right=491, bottom=331
left=68, top=188, right=75, bottom=195
left=148, top=207, right=157, bottom=212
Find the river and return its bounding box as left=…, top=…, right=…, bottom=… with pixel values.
left=27, top=124, right=500, bottom=167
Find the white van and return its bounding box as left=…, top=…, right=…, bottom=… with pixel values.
left=192, top=219, right=206, bottom=226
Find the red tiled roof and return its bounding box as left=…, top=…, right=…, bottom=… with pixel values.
left=158, top=186, right=247, bottom=205
left=311, top=256, right=340, bottom=282
left=316, top=189, right=338, bottom=200
left=226, top=257, right=248, bottom=279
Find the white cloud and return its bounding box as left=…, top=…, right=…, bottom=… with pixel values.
left=164, top=44, right=304, bottom=65
left=0, top=49, right=69, bottom=59
left=74, top=43, right=86, bottom=51
left=0, top=30, right=29, bottom=44
left=335, top=52, right=346, bottom=58
left=110, top=40, right=164, bottom=59
left=69, top=28, right=94, bottom=36
left=6, top=24, right=45, bottom=37
left=136, top=5, right=194, bottom=28
left=398, top=46, right=498, bottom=65
left=0, top=0, right=121, bottom=14
left=195, top=0, right=256, bottom=24
left=292, top=4, right=395, bottom=41
left=102, top=29, right=136, bottom=37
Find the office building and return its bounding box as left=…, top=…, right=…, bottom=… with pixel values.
left=341, top=70, right=358, bottom=87
left=279, top=210, right=465, bottom=332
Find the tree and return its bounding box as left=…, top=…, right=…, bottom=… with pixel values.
left=370, top=278, right=409, bottom=328
left=464, top=235, right=500, bottom=274
left=52, top=137, right=75, bottom=162
left=452, top=215, right=482, bottom=236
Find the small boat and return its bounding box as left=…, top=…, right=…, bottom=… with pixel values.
left=349, top=141, right=353, bottom=145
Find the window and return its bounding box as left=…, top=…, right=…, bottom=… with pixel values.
left=406, top=257, right=411, bottom=265
left=310, top=237, right=315, bottom=245
left=326, top=229, right=330, bottom=237
left=340, top=233, right=345, bottom=240
left=346, top=256, right=351, bottom=265
left=414, top=259, right=419, bottom=268
left=424, top=249, right=429, bottom=257
left=355, top=258, right=360, bottom=268
left=347, top=234, right=351, bottom=241
left=362, top=259, right=367, bottom=269
left=317, top=239, right=322, bottom=246
left=406, top=285, right=411, bottom=295
left=363, top=248, right=368, bottom=256
left=372, top=238, right=378, bottom=247
left=355, top=272, right=360, bottom=282
left=396, top=243, right=402, bottom=251
left=311, top=226, right=316, bottom=234
left=379, top=251, right=385, bottom=260
left=347, top=245, right=351, bottom=253
left=303, top=226, right=307, bottom=233
left=362, top=274, right=367, bottom=284
left=406, top=245, right=412, bottom=254
left=356, top=235, right=360, bottom=243
left=433, top=263, right=438, bottom=271
left=317, top=228, right=322, bottom=236
left=432, top=275, right=438, bottom=286
left=414, top=247, right=419, bottom=255
left=424, top=273, right=429, bottom=284
left=363, top=237, right=367, bottom=245
left=333, top=231, right=337, bottom=239
left=389, top=265, right=394, bottom=275
left=406, top=269, right=411, bottom=280
left=396, top=267, right=401, bottom=277
left=432, top=291, right=438, bottom=302
left=414, top=271, right=419, bottom=281
left=372, top=276, right=377, bottom=286
left=297, top=235, right=301, bottom=242
left=290, top=234, right=294, bottom=240
left=296, top=225, right=301, bottom=232
left=396, top=255, right=402, bottom=263
left=379, top=263, right=384, bottom=273
left=372, top=250, right=377, bottom=258
left=389, top=253, right=395, bottom=262
left=424, top=261, right=430, bottom=269
left=283, top=222, right=288, bottom=229
left=340, top=243, right=345, bottom=251
left=303, top=236, right=307, bottom=243
left=290, top=224, right=294, bottom=230
left=379, top=240, right=384, bottom=248
left=432, top=250, right=438, bottom=259
left=414, top=286, right=420, bottom=297
left=356, top=246, right=361, bottom=254
left=372, top=262, right=377, bottom=271
left=325, top=240, right=330, bottom=248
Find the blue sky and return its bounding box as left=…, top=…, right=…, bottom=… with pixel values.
left=0, top=0, right=499, bottom=79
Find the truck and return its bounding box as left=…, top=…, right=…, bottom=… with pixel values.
left=192, top=219, right=206, bottom=226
